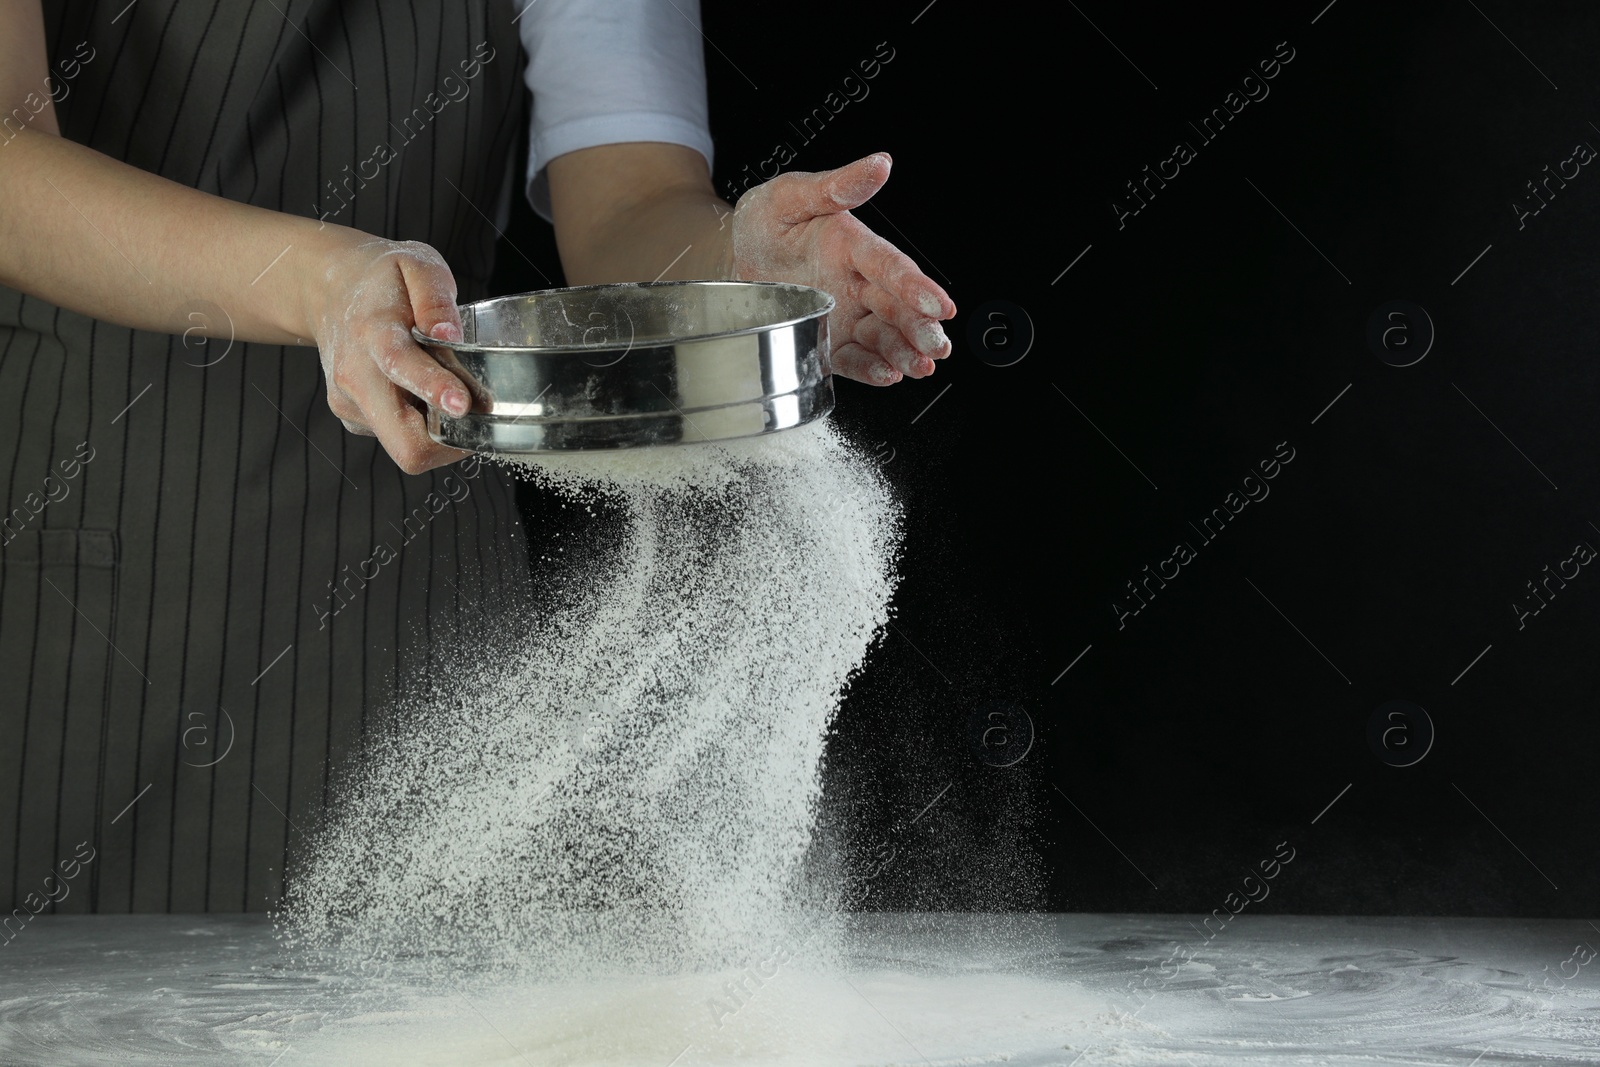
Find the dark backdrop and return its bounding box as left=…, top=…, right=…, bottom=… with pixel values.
left=491, top=1, right=1600, bottom=918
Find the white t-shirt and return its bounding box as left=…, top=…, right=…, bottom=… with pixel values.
left=516, top=0, right=717, bottom=223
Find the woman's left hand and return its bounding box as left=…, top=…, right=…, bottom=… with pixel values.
left=728, top=152, right=954, bottom=387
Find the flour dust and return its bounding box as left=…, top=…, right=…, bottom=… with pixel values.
left=277, top=422, right=900, bottom=977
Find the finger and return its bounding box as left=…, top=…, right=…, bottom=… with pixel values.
left=847, top=229, right=949, bottom=321
left=428, top=344, right=495, bottom=411
left=333, top=350, right=471, bottom=473
left=860, top=284, right=952, bottom=360
left=853, top=313, right=936, bottom=379
left=372, top=323, right=473, bottom=418
left=830, top=339, right=901, bottom=387
left=772, top=152, right=892, bottom=226
left=396, top=245, right=464, bottom=343
left=360, top=379, right=473, bottom=474
left=823, top=152, right=892, bottom=212
left=339, top=417, right=377, bottom=437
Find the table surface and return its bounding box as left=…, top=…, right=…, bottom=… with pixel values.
left=0, top=912, right=1595, bottom=1066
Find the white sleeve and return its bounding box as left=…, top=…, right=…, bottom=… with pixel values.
left=518, top=0, right=716, bottom=223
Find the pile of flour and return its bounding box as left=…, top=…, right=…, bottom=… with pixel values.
left=278, top=422, right=900, bottom=977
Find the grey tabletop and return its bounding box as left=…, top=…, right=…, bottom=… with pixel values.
left=0, top=912, right=1595, bottom=1065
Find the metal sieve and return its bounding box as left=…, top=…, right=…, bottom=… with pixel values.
left=412, top=280, right=836, bottom=453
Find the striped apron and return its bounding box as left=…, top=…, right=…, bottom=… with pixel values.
left=0, top=0, right=531, bottom=914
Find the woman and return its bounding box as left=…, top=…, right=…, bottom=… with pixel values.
left=0, top=0, right=952, bottom=918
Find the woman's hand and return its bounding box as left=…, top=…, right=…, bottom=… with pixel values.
left=307, top=237, right=475, bottom=474
left=728, top=152, right=954, bottom=386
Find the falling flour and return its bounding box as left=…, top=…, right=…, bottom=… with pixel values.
left=278, top=421, right=900, bottom=979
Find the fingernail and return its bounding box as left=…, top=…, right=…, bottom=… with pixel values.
left=443, top=388, right=470, bottom=416
left=916, top=291, right=942, bottom=317
left=913, top=321, right=948, bottom=355
left=429, top=321, right=462, bottom=342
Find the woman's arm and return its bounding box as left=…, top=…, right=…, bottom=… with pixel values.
left=1, top=0, right=57, bottom=137
left=2, top=125, right=342, bottom=346
left=0, top=0, right=473, bottom=474
left=546, top=142, right=734, bottom=286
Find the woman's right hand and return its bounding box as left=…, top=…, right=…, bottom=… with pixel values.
left=307, top=236, right=477, bottom=475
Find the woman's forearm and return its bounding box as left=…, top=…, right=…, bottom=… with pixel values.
left=0, top=126, right=364, bottom=345
left=557, top=182, right=735, bottom=287
left=0, top=125, right=487, bottom=474
left=545, top=142, right=734, bottom=287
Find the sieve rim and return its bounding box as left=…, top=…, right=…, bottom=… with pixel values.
left=410, top=279, right=836, bottom=354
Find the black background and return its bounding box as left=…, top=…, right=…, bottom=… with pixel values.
left=492, top=1, right=1600, bottom=918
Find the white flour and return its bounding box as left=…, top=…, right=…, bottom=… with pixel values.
left=278, top=422, right=900, bottom=978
